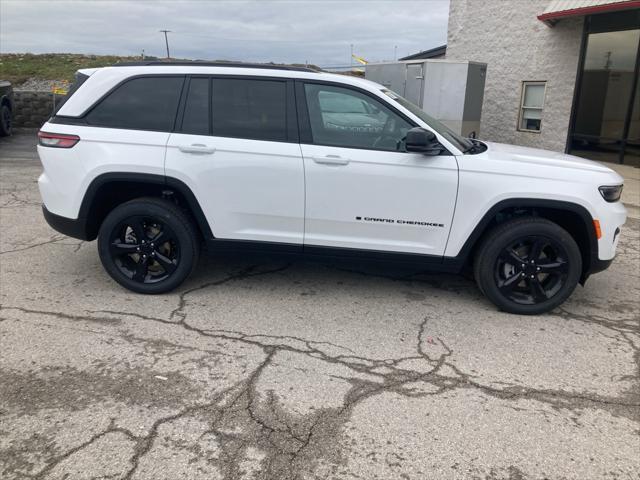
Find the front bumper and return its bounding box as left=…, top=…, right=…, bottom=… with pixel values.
left=589, top=257, right=614, bottom=275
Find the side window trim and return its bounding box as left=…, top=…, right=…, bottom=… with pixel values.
left=295, top=80, right=313, bottom=144
left=176, top=75, right=212, bottom=135
left=285, top=79, right=299, bottom=143
left=174, top=75, right=192, bottom=133
left=294, top=79, right=419, bottom=152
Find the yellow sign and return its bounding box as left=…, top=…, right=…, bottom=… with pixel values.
left=52, top=81, right=69, bottom=95
left=351, top=54, right=368, bottom=65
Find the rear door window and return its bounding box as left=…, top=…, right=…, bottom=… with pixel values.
left=181, top=77, right=210, bottom=135
left=211, top=78, right=287, bottom=142
left=86, top=76, right=184, bottom=132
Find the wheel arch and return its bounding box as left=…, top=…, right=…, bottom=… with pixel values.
left=447, top=198, right=598, bottom=282
left=79, top=172, right=214, bottom=241
left=0, top=95, right=12, bottom=110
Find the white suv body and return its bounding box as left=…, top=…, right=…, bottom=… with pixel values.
left=37, top=63, right=626, bottom=314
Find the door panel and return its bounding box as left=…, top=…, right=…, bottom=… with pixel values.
left=301, top=144, right=458, bottom=255
left=166, top=134, right=305, bottom=244
left=165, top=76, right=304, bottom=245
left=299, top=81, right=458, bottom=256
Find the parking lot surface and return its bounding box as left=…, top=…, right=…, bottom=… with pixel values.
left=1, top=131, right=639, bottom=479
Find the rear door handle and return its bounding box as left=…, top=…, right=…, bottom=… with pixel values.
left=312, top=155, right=350, bottom=166
left=178, top=144, right=215, bottom=154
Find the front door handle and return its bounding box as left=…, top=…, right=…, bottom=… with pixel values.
left=178, top=144, right=216, bottom=154
left=312, top=155, right=350, bottom=166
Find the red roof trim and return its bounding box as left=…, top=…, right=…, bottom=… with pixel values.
left=538, top=0, right=640, bottom=24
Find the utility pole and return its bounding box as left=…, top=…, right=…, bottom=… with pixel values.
left=159, top=30, right=171, bottom=59
left=350, top=44, right=354, bottom=69
left=394, top=45, right=398, bottom=61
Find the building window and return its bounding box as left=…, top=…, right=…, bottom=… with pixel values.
left=518, top=82, right=546, bottom=132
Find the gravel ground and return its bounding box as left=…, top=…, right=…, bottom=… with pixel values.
left=11, top=78, right=60, bottom=92
left=1, top=131, right=639, bottom=479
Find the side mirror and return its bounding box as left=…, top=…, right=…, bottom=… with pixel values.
left=405, top=127, right=442, bottom=155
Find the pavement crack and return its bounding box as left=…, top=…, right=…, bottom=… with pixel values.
left=0, top=235, right=67, bottom=255
left=30, top=421, right=142, bottom=480
left=169, top=263, right=293, bottom=321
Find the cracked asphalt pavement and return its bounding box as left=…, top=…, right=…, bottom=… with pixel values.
left=1, top=131, right=639, bottom=479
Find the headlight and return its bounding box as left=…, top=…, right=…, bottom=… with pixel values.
left=599, top=185, right=623, bottom=203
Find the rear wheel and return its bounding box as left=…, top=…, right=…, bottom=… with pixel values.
left=474, top=218, right=582, bottom=315
left=0, top=105, right=12, bottom=136
left=98, top=197, right=199, bottom=294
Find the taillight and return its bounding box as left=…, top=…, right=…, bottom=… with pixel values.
left=38, top=131, right=80, bottom=148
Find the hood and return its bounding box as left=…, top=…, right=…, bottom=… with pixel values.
left=483, top=141, right=615, bottom=174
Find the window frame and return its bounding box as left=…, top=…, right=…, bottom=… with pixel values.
left=517, top=81, right=547, bottom=134
left=294, top=79, right=446, bottom=154
left=176, top=76, right=212, bottom=136
left=81, top=74, right=187, bottom=133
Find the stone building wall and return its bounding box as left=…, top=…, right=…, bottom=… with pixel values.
left=446, top=0, right=583, bottom=152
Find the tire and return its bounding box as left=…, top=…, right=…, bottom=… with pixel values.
left=98, top=197, right=200, bottom=294
left=0, top=104, right=12, bottom=137
left=473, top=217, right=582, bottom=315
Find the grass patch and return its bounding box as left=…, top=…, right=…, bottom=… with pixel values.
left=0, top=53, right=324, bottom=86
left=0, top=53, right=152, bottom=85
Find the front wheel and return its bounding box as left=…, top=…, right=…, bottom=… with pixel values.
left=474, top=218, right=582, bottom=315
left=98, top=197, right=200, bottom=294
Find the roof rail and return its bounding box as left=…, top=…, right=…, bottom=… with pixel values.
left=111, top=61, right=319, bottom=73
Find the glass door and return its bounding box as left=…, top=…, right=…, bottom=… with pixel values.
left=569, top=10, right=640, bottom=166
left=625, top=76, right=640, bottom=166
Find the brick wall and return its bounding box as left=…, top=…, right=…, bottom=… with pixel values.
left=446, top=0, right=583, bottom=152
left=12, top=91, right=64, bottom=128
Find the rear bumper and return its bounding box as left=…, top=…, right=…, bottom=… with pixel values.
left=42, top=205, right=89, bottom=240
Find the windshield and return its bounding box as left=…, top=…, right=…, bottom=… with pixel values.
left=381, top=89, right=473, bottom=153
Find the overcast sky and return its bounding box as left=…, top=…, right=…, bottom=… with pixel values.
left=0, top=0, right=449, bottom=66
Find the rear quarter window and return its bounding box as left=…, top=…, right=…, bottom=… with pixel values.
left=53, top=72, right=89, bottom=114
left=86, top=76, right=184, bottom=132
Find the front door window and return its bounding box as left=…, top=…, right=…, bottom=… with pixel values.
left=303, top=83, right=412, bottom=152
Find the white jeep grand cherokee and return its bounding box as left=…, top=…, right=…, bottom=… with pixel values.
left=37, top=62, right=626, bottom=314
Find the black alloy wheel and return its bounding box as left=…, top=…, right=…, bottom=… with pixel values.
left=109, top=216, right=180, bottom=284
left=98, top=197, right=199, bottom=294
left=494, top=236, right=570, bottom=305
left=474, top=217, right=582, bottom=315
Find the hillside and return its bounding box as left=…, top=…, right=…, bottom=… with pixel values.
left=0, top=53, right=159, bottom=86
left=0, top=53, right=323, bottom=88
